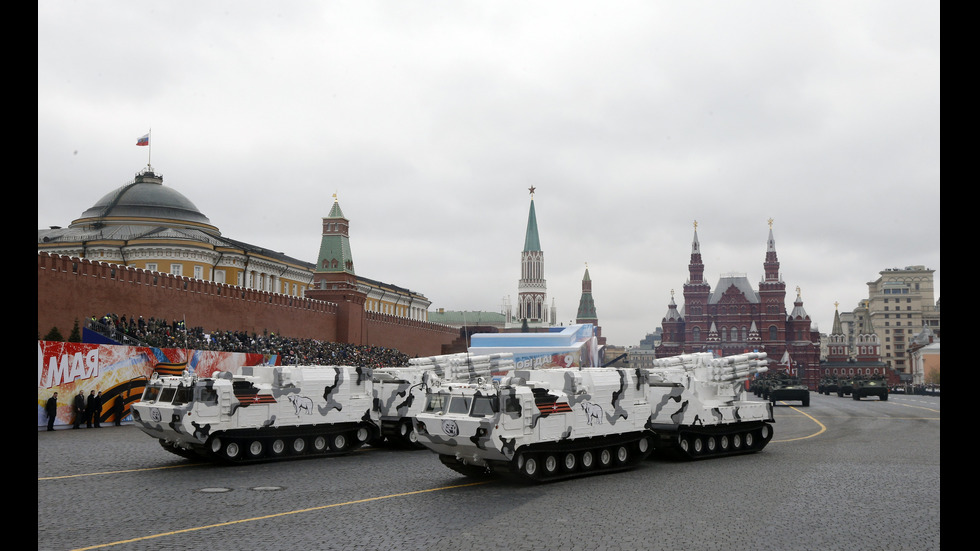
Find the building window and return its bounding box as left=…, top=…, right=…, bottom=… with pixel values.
left=146, top=263, right=157, bottom=272
left=194, top=266, right=203, bottom=280
left=214, top=270, right=226, bottom=284
left=171, top=264, right=182, bottom=276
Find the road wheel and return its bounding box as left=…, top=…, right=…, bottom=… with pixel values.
left=580, top=450, right=594, bottom=470
left=744, top=432, right=755, bottom=449
left=599, top=448, right=613, bottom=468
left=271, top=439, right=286, bottom=456
left=706, top=436, right=717, bottom=453
left=719, top=435, right=730, bottom=451
left=731, top=434, right=742, bottom=450
left=521, top=454, right=538, bottom=477
left=313, top=436, right=327, bottom=452
left=562, top=452, right=577, bottom=471
left=692, top=437, right=704, bottom=455
left=291, top=437, right=306, bottom=454
left=248, top=440, right=263, bottom=458
left=679, top=435, right=691, bottom=454
left=225, top=441, right=240, bottom=460
left=400, top=421, right=418, bottom=445
left=543, top=454, right=559, bottom=475
left=330, top=433, right=349, bottom=452
left=637, top=436, right=650, bottom=454
left=355, top=427, right=370, bottom=443
left=615, top=445, right=629, bottom=464
left=760, top=425, right=771, bottom=440
left=210, top=437, right=222, bottom=454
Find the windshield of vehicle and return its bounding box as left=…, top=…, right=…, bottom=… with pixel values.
left=447, top=396, right=472, bottom=415
left=141, top=384, right=162, bottom=403
left=425, top=393, right=448, bottom=414
left=470, top=395, right=499, bottom=417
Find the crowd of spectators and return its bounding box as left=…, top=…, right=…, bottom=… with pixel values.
left=90, top=313, right=410, bottom=367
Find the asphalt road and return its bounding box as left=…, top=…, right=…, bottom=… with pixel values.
left=38, top=392, right=940, bottom=551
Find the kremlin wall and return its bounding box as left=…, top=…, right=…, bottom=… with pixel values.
left=37, top=252, right=457, bottom=357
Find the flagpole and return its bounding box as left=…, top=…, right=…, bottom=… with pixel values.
left=147, top=128, right=152, bottom=168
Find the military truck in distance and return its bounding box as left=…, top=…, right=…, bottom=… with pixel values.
left=767, top=376, right=810, bottom=406
left=836, top=377, right=855, bottom=397
left=851, top=376, right=889, bottom=401
left=817, top=377, right=839, bottom=395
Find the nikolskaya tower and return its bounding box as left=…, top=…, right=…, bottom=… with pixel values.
left=505, top=187, right=557, bottom=329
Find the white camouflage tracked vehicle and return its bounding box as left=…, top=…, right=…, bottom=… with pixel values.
left=413, top=351, right=774, bottom=482
left=131, top=365, right=380, bottom=463
left=413, top=367, right=656, bottom=482
left=641, top=352, right=774, bottom=460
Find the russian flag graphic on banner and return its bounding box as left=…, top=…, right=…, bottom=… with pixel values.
left=136, top=133, right=149, bottom=146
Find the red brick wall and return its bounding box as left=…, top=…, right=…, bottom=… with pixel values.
left=37, top=253, right=456, bottom=357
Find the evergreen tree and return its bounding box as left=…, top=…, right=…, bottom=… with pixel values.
left=69, top=319, right=82, bottom=343
left=44, top=327, right=64, bottom=342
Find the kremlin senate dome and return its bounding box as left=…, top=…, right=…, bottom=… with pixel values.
left=72, top=168, right=215, bottom=231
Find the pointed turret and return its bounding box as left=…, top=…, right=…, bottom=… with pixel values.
left=523, top=192, right=541, bottom=252
left=827, top=302, right=849, bottom=362
left=315, top=194, right=355, bottom=275
left=856, top=303, right=881, bottom=363
left=575, top=265, right=597, bottom=323
left=788, top=287, right=810, bottom=321
left=306, top=193, right=367, bottom=345
left=764, top=220, right=780, bottom=283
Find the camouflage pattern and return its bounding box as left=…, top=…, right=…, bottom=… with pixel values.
left=414, top=368, right=655, bottom=482
left=130, top=365, right=379, bottom=463
left=373, top=353, right=516, bottom=447
left=414, top=352, right=776, bottom=481
left=642, top=352, right=775, bottom=459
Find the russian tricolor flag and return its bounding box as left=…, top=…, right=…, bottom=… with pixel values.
left=136, top=133, right=150, bottom=146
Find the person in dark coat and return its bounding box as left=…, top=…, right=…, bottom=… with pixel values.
left=113, top=391, right=125, bottom=426
left=73, top=391, right=86, bottom=429
left=85, top=390, right=97, bottom=428
left=92, top=391, right=103, bottom=428
left=46, top=392, right=59, bottom=431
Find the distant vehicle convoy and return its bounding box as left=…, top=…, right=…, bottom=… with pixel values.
left=131, top=342, right=775, bottom=482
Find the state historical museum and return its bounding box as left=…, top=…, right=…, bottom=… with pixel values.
left=656, top=222, right=821, bottom=385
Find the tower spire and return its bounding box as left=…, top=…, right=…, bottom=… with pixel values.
left=517, top=188, right=547, bottom=325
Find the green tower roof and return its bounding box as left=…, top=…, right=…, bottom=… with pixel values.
left=523, top=197, right=541, bottom=252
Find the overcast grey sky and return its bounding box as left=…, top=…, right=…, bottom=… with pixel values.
left=38, top=1, right=940, bottom=346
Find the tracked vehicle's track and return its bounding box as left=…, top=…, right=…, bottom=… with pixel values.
left=652, top=421, right=773, bottom=461
left=436, top=432, right=654, bottom=483
left=157, top=422, right=379, bottom=464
